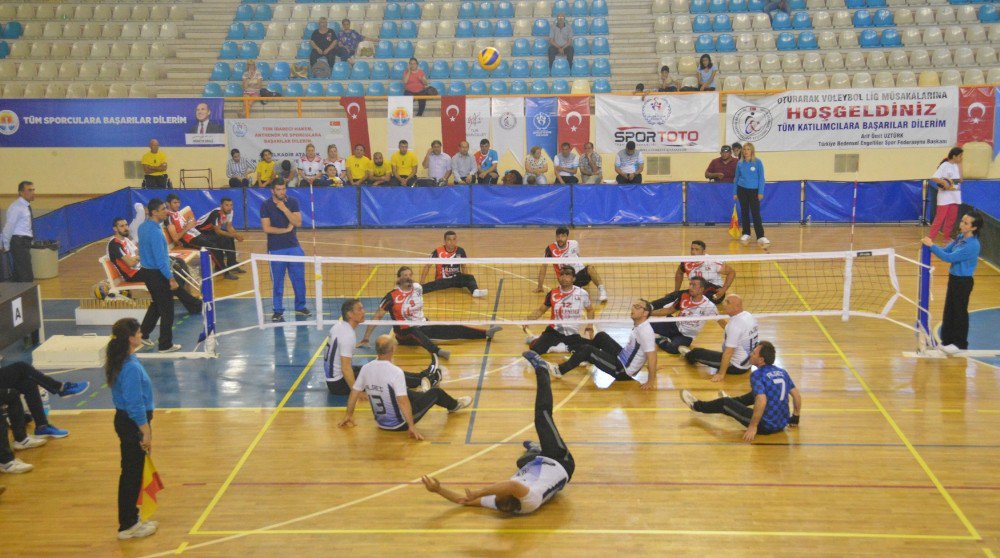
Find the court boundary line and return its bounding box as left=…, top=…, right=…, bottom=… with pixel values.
left=465, top=278, right=504, bottom=444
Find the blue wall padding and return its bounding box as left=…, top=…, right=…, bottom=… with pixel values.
left=573, top=183, right=682, bottom=225
left=472, top=185, right=571, bottom=225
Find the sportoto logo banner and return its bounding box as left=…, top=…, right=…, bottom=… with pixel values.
left=596, top=93, right=720, bottom=154
left=726, top=86, right=959, bottom=151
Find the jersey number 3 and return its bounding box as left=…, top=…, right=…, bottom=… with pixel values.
left=370, top=394, right=387, bottom=414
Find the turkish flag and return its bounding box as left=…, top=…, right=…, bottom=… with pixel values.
left=957, top=86, right=995, bottom=147
left=557, top=96, right=590, bottom=153
left=339, top=97, right=371, bottom=156
left=440, top=96, right=466, bottom=155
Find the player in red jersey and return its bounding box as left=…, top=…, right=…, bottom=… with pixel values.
left=419, top=230, right=487, bottom=298
left=535, top=226, right=608, bottom=302
left=525, top=266, right=595, bottom=355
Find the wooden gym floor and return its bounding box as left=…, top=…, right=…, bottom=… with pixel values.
left=2, top=224, right=999, bottom=557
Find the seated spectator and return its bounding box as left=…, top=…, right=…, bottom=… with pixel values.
left=403, top=57, right=437, bottom=117
left=764, top=0, right=789, bottom=20
left=0, top=361, right=89, bottom=440
left=705, top=144, right=737, bottom=182
left=309, top=17, right=339, bottom=69
left=657, top=65, right=678, bottom=92
left=553, top=142, right=580, bottom=185
left=525, top=146, right=549, bottom=185
left=422, top=140, right=453, bottom=186
left=731, top=142, right=743, bottom=160
left=226, top=149, right=255, bottom=188
left=321, top=164, right=344, bottom=187
left=579, top=142, right=603, bottom=184
left=698, top=54, right=717, bottom=92
left=369, top=152, right=392, bottom=185
left=634, top=83, right=645, bottom=94
left=276, top=159, right=296, bottom=187
left=501, top=170, right=524, bottom=185
left=242, top=59, right=275, bottom=114
left=346, top=144, right=373, bottom=185
left=255, top=149, right=278, bottom=188
left=548, top=13, right=574, bottom=68
left=1, top=385, right=45, bottom=474
left=474, top=139, right=500, bottom=184
left=322, top=144, right=347, bottom=183
left=451, top=141, right=477, bottom=185
left=615, top=141, right=645, bottom=184
left=335, top=19, right=370, bottom=64
left=389, top=140, right=418, bottom=186
left=298, top=143, right=325, bottom=187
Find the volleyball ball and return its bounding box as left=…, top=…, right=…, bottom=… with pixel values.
left=477, top=47, right=501, bottom=71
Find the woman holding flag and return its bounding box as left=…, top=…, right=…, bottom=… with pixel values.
left=106, top=318, right=161, bottom=540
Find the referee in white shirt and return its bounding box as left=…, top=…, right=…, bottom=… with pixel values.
left=2, top=181, right=36, bottom=282
left=684, top=294, right=759, bottom=382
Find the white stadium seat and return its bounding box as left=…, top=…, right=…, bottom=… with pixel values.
left=723, top=75, right=743, bottom=91
left=87, top=83, right=109, bottom=98
left=934, top=6, right=956, bottom=24
left=756, top=32, right=776, bottom=50
left=931, top=47, right=952, bottom=67
left=655, top=16, right=672, bottom=33
left=761, top=53, right=782, bottom=72
left=673, top=15, right=692, bottom=33
left=99, top=61, right=119, bottom=80
left=965, top=25, right=986, bottom=44
left=744, top=75, right=765, bottom=90
left=36, top=61, right=59, bottom=80
left=783, top=52, right=803, bottom=72
left=803, top=52, right=824, bottom=72
left=108, top=84, right=129, bottom=98
left=58, top=61, right=79, bottom=80
left=975, top=47, right=996, bottom=66
left=150, top=6, right=170, bottom=21
left=914, top=7, right=935, bottom=25
left=830, top=73, right=851, bottom=88
left=787, top=74, right=808, bottom=89
left=917, top=70, right=939, bottom=86
left=851, top=72, right=873, bottom=88
left=752, top=13, right=771, bottom=30
left=272, top=5, right=292, bottom=20
left=808, top=73, right=829, bottom=89
left=963, top=69, right=985, bottom=86
left=943, top=26, right=964, bottom=45
left=894, top=9, right=914, bottom=25
left=824, top=51, right=844, bottom=70
left=45, top=84, right=67, bottom=99
left=922, top=27, right=944, bottom=46
left=79, top=61, right=99, bottom=81
left=765, top=74, right=786, bottom=90
left=66, top=83, right=88, bottom=99
left=736, top=33, right=755, bottom=51
left=838, top=30, right=858, bottom=48
left=739, top=54, right=759, bottom=72
left=24, top=84, right=47, bottom=98
left=956, top=5, right=978, bottom=24
left=657, top=36, right=675, bottom=53
left=90, top=42, right=111, bottom=59
left=910, top=49, right=930, bottom=67
left=813, top=11, right=832, bottom=29
left=118, top=62, right=141, bottom=81
left=866, top=50, right=887, bottom=70
left=987, top=68, right=1000, bottom=84
left=940, top=69, right=961, bottom=86
left=873, top=71, right=895, bottom=87
left=720, top=54, right=740, bottom=73
left=131, top=6, right=151, bottom=22
left=954, top=47, right=974, bottom=66
left=434, top=40, right=454, bottom=58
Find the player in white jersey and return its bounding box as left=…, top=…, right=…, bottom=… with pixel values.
left=338, top=335, right=471, bottom=440
left=422, top=351, right=574, bottom=514
left=525, top=266, right=595, bottom=355
left=653, top=240, right=736, bottom=308
left=324, top=299, right=441, bottom=395
left=683, top=294, right=759, bottom=382
left=536, top=226, right=608, bottom=302
left=650, top=277, right=728, bottom=354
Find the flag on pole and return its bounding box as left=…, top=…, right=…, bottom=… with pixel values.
left=728, top=205, right=741, bottom=239
left=138, top=453, right=164, bottom=521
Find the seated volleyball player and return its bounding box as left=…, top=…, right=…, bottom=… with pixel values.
left=681, top=341, right=802, bottom=442
left=107, top=217, right=202, bottom=314
left=652, top=240, right=735, bottom=309
left=418, top=230, right=488, bottom=298
left=536, top=299, right=658, bottom=390
left=164, top=194, right=224, bottom=269
left=338, top=335, right=472, bottom=440
left=525, top=266, right=595, bottom=355
left=535, top=226, right=608, bottom=302
left=193, top=197, right=245, bottom=280
left=650, top=277, right=727, bottom=354
left=683, top=294, right=759, bottom=382
left=324, top=299, right=441, bottom=395
left=359, top=266, right=501, bottom=360
left=422, top=351, right=574, bottom=513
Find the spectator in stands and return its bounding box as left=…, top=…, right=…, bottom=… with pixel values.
left=697, top=54, right=717, bottom=92
left=227, top=149, right=255, bottom=188
left=403, top=57, right=437, bottom=117
left=548, top=13, right=574, bottom=68
left=475, top=139, right=500, bottom=184
left=276, top=160, right=297, bottom=187
left=525, top=146, right=549, bottom=185
left=501, top=170, right=524, bottom=185
left=2, top=180, right=35, bottom=282
left=321, top=165, right=343, bottom=187
left=580, top=142, right=603, bottom=184
left=346, top=144, right=373, bottom=185
left=370, top=152, right=392, bottom=185
left=390, top=140, right=419, bottom=187
left=634, top=83, right=645, bottom=95
left=553, top=142, right=580, bottom=185
left=731, top=142, right=743, bottom=160
left=242, top=59, right=263, bottom=99
left=928, top=147, right=964, bottom=242
left=108, top=217, right=203, bottom=309
left=309, top=17, right=339, bottom=70
left=297, top=143, right=325, bottom=188
left=137, top=198, right=183, bottom=352
left=658, top=65, right=678, bottom=92
left=764, top=0, right=790, bottom=21
left=423, top=140, right=453, bottom=186
left=733, top=141, right=768, bottom=245
left=323, top=144, right=347, bottom=183
left=452, top=141, right=477, bottom=185
left=188, top=102, right=223, bottom=134
left=255, top=149, right=278, bottom=188
left=615, top=141, right=645, bottom=184
left=335, top=19, right=370, bottom=64
left=141, top=140, right=169, bottom=189
left=705, top=144, right=737, bottom=183
left=0, top=361, right=88, bottom=441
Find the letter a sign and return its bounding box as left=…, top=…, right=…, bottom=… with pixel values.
left=12, top=297, right=23, bottom=327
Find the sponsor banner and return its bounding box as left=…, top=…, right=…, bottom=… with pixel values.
left=526, top=97, right=559, bottom=158
left=0, top=98, right=225, bottom=147
left=440, top=96, right=466, bottom=155
left=557, top=96, right=590, bottom=153
left=465, top=97, right=491, bottom=153
left=227, top=118, right=349, bottom=163
left=726, top=87, right=959, bottom=151
left=491, top=96, right=526, bottom=163
left=595, top=93, right=719, bottom=154
left=339, top=97, right=371, bottom=156
left=386, top=96, right=414, bottom=152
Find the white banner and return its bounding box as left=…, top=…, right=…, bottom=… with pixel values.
left=465, top=97, right=491, bottom=151
left=227, top=118, right=349, bottom=162
left=726, top=87, right=959, bottom=151
left=596, top=93, right=720, bottom=154
left=491, top=96, right=526, bottom=163
left=386, top=96, right=413, bottom=152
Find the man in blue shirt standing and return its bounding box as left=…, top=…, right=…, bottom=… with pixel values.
left=921, top=210, right=983, bottom=354
left=680, top=340, right=802, bottom=442
left=259, top=183, right=309, bottom=322
left=137, top=198, right=183, bottom=352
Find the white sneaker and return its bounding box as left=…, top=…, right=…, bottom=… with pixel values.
left=550, top=343, right=569, bottom=354
left=13, top=436, right=47, bottom=451
left=418, top=377, right=432, bottom=392
left=472, top=289, right=488, bottom=298
left=0, top=459, right=34, bottom=474
left=524, top=334, right=539, bottom=345
left=740, top=234, right=750, bottom=243
left=757, top=237, right=770, bottom=245
left=717, top=390, right=730, bottom=399
left=939, top=344, right=962, bottom=355
left=158, top=344, right=181, bottom=353
left=449, top=396, right=473, bottom=413
left=117, top=520, right=158, bottom=540
left=680, top=389, right=698, bottom=410
left=677, top=345, right=691, bottom=356
left=598, top=285, right=608, bottom=302
left=140, top=338, right=155, bottom=348
left=547, top=361, right=563, bottom=378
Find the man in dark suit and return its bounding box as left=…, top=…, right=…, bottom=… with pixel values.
left=188, top=102, right=223, bottom=134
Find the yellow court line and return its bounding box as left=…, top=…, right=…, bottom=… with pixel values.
left=772, top=261, right=982, bottom=542
left=51, top=407, right=1000, bottom=415
left=983, top=547, right=997, bottom=558
left=174, top=542, right=188, bottom=555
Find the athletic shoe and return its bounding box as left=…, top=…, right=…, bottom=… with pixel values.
left=522, top=350, right=562, bottom=378
left=271, top=312, right=285, bottom=323
left=426, top=367, right=443, bottom=388
left=522, top=440, right=541, bottom=453
left=59, top=381, right=90, bottom=398
left=740, top=234, right=751, bottom=243
left=677, top=345, right=691, bottom=356
left=117, top=521, right=157, bottom=540
left=296, top=308, right=312, bottom=317
left=418, top=377, right=432, bottom=392
left=34, top=424, right=69, bottom=438
left=449, top=396, right=473, bottom=413
left=223, top=271, right=239, bottom=281
left=717, top=390, right=730, bottom=399
left=234, top=267, right=247, bottom=274
left=472, top=289, right=488, bottom=298
left=524, top=334, right=538, bottom=345
left=140, top=338, right=155, bottom=348
left=680, top=389, right=698, bottom=411
left=598, top=285, right=608, bottom=302
left=550, top=343, right=569, bottom=354
left=158, top=344, right=181, bottom=353
left=0, top=459, right=33, bottom=474
left=486, top=325, right=503, bottom=339
left=757, top=237, right=770, bottom=245
left=437, top=349, right=451, bottom=360
left=940, top=344, right=961, bottom=355
left=12, top=436, right=47, bottom=451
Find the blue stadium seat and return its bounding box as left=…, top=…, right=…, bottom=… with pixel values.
left=220, top=41, right=239, bottom=59
left=452, top=59, right=471, bottom=78
left=792, top=11, right=812, bottom=29
left=591, top=0, right=608, bottom=16
left=532, top=59, right=550, bottom=77
left=380, top=22, right=398, bottom=39
left=384, top=3, right=402, bottom=20
left=872, top=9, right=894, bottom=26
left=552, top=0, right=569, bottom=16
left=716, top=33, right=736, bottom=51
left=390, top=61, right=407, bottom=80
left=690, top=0, right=709, bottom=13
left=729, top=0, right=748, bottom=12
left=395, top=40, right=414, bottom=58
left=787, top=0, right=806, bottom=9
left=265, top=83, right=282, bottom=96
left=211, top=62, right=231, bottom=81
left=332, top=61, right=350, bottom=79
left=492, top=60, right=511, bottom=77
left=371, top=61, right=389, bottom=80
left=771, top=12, right=791, bottom=29
left=347, top=82, right=364, bottom=96
left=531, top=80, right=549, bottom=94
left=497, top=1, right=515, bottom=18
left=367, top=82, right=386, bottom=96
left=296, top=41, right=311, bottom=59
left=477, top=1, right=495, bottom=18
left=880, top=28, right=900, bottom=47
left=430, top=80, right=445, bottom=93
left=747, top=0, right=765, bottom=11
left=511, top=59, right=530, bottom=77
left=713, top=14, right=732, bottom=31
left=285, top=82, right=304, bottom=97
left=512, top=38, right=530, bottom=56
left=551, top=58, right=571, bottom=76
left=475, top=20, right=494, bottom=37
left=456, top=20, right=474, bottom=38
left=303, top=22, right=318, bottom=39
left=710, top=0, right=728, bottom=13
left=351, top=61, right=371, bottom=80
left=224, top=83, right=243, bottom=97
left=592, top=37, right=610, bottom=55
left=845, top=0, right=865, bottom=8
left=696, top=34, right=716, bottom=52
left=590, top=17, right=608, bottom=34
left=592, top=58, right=611, bottom=76
left=228, top=23, right=245, bottom=40
left=239, top=42, right=259, bottom=59
left=865, top=0, right=886, bottom=7
left=388, top=82, right=404, bottom=96
left=234, top=61, right=247, bottom=76
left=573, top=37, right=590, bottom=55
left=858, top=28, right=879, bottom=47
left=496, top=20, right=513, bottom=37
left=399, top=21, right=418, bottom=39
left=571, top=58, right=590, bottom=76
left=592, top=78, right=611, bottom=93
left=256, top=61, right=270, bottom=80
left=472, top=63, right=489, bottom=78
left=551, top=79, right=570, bottom=94
left=852, top=10, right=872, bottom=27
left=458, top=2, right=475, bottom=19
left=490, top=81, right=508, bottom=95
left=235, top=5, right=254, bottom=21
left=306, top=82, right=324, bottom=97
left=532, top=38, right=549, bottom=56
left=0, top=41, right=9, bottom=59
left=532, top=19, right=551, bottom=37
left=376, top=40, right=394, bottom=58
left=272, top=61, right=291, bottom=80
left=797, top=30, right=817, bottom=49
left=449, top=81, right=467, bottom=95
left=2, top=22, right=22, bottom=39
left=254, top=5, right=272, bottom=20
left=419, top=60, right=430, bottom=75
left=510, top=80, right=528, bottom=94
left=404, top=3, right=422, bottom=19
left=246, top=22, right=265, bottom=40
left=571, top=18, right=588, bottom=35
left=327, top=82, right=345, bottom=96
left=469, top=80, right=488, bottom=95
left=572, top=0, right=589, bottom=16
left=693, top=15, right=712, bottom=32
left=981, top=5, right=999, bottom=23
left=204, top=83, right=223, bottom=97
left=776, top=32, right=796, bottom=50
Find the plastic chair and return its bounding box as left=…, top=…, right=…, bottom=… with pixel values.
left=771, top=12, right=792, bottom=30
left=497, top=1, right=516, bottom=18
left=530, top=80, right=549, bottom=94
left=404, top=2, right=422, bottom=19
left=511, top=79, right=529, bottom=94
left=254, top=5, right=272, bottom=21
left=776, top=32, right=796, bottom=50
left=691, top=0, right=710, bottom=13
left=351, top=61, right=372, bottom=80
left=246, top=22, right=266, bottom=40
left=228, top=23, right=246, bottom=40
left=858, top=28, right=879, bottom=47
left=211, top=62, right=231, bottom=81
left=550, top=79, right=569, bottom=94
left=694, top=15, right=713, bottom=32
left=531, top=59, right=550, bottom=78
left=496, top=20, right=513, bottom=37
left=713, top=14, right=733, bottom=31
left=239, top=42, right=259, bottom=59
left=474, top=20, right=494, bottom=38
left=371, top=61, right=390, bottom=80
left=490, top=80, right=509, bottom=94
left=235, top=5, right=255, bottom=21
left=477, top=1, right=495, bottom=18
left=387, top=82, right=405, bottom=96
left=592, top=0, right=609, bottom=16
left=325, top=82, right=344, bottom=97
left=375, top=40, right=394, bottom=59
left=853, top=9, right=872, bottom=27
left=366, top=82, right=385, bottom=96
left=592, top=58, right=611, bottom=76
left=398, top=21, right=418, bottom=39
left=448, top=81, right=467, bottom=95
left=395, top=40, right=415, bottom=59
left=430, top=59, right=450, bottom=79
left=592, top=37, right=610, bottom=55
left=513, top=38, right=531, bottom=56
left=203, top=83, right=223, bottom=97
left=390, top=61, right=408, bottom=80
left=511, top=59, right=530, bottom=78
left=381, top=22, right=398, bottom=39
left=591, top=17, right=609, bottom=34
left=717, top=34, right=736, bottom=51
left=571, top=59, right=590, bottom=76
left=458, top=2, right=476, bottom=19
left=272, top=61, right=291, bottom=80
left=532, top=19, right=551, bottom=37
left=456, top=20, right=474, bottom=38
left=305, top=82, right=323, bottom=97
left=797, top=30, right=818, bottom=49
left=452, top=59, right=471, bottom=78
left=224, top=83, right=243, bottom=97
left=880, top=28, right=900, bottom=47
left=592, top=78, right=611, bottom=93
left=265, top=83, right=283, bottom=96
left=792, top=12, right=812, bottom=29
left=385, top=3, right=402, bottom=20
left=552, top=0, right=569, bottom=16
left=469, top=80, right=488, bottom=95
left=220, top=41, right=239, bottom=59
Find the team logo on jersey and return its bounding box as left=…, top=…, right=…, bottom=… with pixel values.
left=231, top=121, right=249, bottom=138
left=641, top=97, right=671, bottom=126
left=732, top=105, right=773, bottom=142
left=389, top=106, right=411, bottom=127
left=498, top=111, right=518, bottom=131
left=0, top=110, right=20, bottom=135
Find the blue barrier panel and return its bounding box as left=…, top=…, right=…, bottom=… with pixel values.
left=573, top=183, right=682, bottom=225
left=961, top=180, right=1000, bottom=217
left=33, top=188, right=133, bottom=255
left=471, top=185, right=571, bottom=225
left=758, top=181, right=801, bottom=223
left=805, top=181, right=854, bottom=222
left=362, top=186, right=470, bottom=227
left=854, top=180, right=922, bottom=222
left=689, top=181, right=800, bottom=223
left=243, top=187, right=358, bottom=228
left=129, top=188, right=247, bottom=227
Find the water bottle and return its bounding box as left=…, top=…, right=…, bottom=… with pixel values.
left=40, top=387, right=50, bottom=416
left=806, top=214, right=812, bottom=225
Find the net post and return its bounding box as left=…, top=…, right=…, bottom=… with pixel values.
left=841, top=252, right=853, bottom=321
left=251, top=254, right=264, bottom=328
left=917, top=244, right=934, bottom=350
left=314, top=256, right=324, bottom=330
left=198, top=249, right=217, bottom=355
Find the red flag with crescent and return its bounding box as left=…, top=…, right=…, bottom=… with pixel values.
left=557, top=96, right=590, bottom=154
left=339, top=97, right=371, bottom=157
left=957, top=86, right=995, bottom=147
left=440, top=96, right=466, bottom=155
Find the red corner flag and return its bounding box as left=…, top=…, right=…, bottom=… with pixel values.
left=138, top=453, right=164, bottom=521
left=728, top=205, right=741, bottom=240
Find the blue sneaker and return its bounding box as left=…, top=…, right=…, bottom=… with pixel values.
left=34, top=424, right=69, bottom=439
left=522, top=351, right=562, bottom=378
left=59, top=381, right=90, bottom=398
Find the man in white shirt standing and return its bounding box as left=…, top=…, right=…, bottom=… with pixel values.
left=2, top=181, right=35, bottom=282
left=614, top=141, right=645, bottom=184
left=684, top=294, right=758, bottom=382
left=422, top=140, right=453, bottom=186
left=650, top=277, right=727, bottom=354
left=552, top=142, right=580, bottom=185
left=338, top=335, right=471, bottom=440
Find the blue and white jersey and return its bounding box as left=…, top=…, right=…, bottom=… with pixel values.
left=723, top=310, right=758, bottom=371
left=618, top=321, right=656, bottom=377
left=750, top=364, right=796, bottom=432
left=480, top=456, right=569, bottom=514
left=324, top=320, right=356, bottom=383
left=352, top=360, right=409, bottom=430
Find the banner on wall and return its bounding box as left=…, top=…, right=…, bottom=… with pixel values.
left=726, top=87, right=959, bottom=151
left=386, top=96, right=413, bottom=152
left=339, top=97, right=371, bottom=156
left=0, top=98, right=225, bottom=147
left=595, top=93, right=719, bottom=154
left=957, top=86, right=994, bottom=147
left=465, top=97, right=491, bottom=153
left=227, top=118, right=350, bottom=162
left=557, top=96, right=590, bottom=153
left=526, top=97, right=558, bottom=158
left=440, top=96, right=466, bottom=155
left=491, top=96, right=526, bottom=163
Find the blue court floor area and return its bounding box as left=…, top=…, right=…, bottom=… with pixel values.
left=0, top=297, right=397, bottom=412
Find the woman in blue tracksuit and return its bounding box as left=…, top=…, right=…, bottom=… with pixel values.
left=921, top=211, right=984, bottom=354
left=733, top=141, right=768, bottom=245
